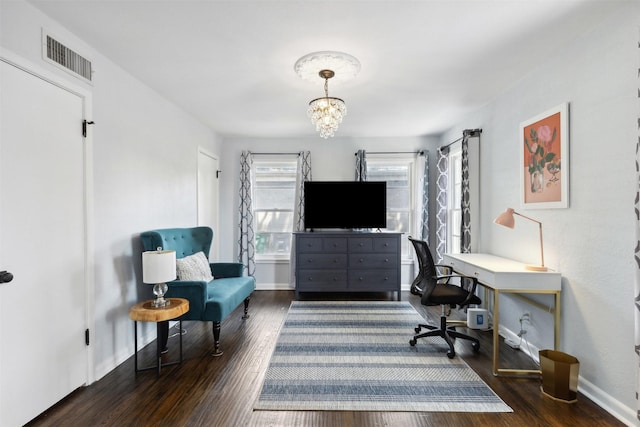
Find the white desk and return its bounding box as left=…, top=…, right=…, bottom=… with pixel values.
left=443, top=253, right=562, bottom=377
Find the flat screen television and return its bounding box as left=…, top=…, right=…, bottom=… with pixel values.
left=303, top=181, right=387, bottom=230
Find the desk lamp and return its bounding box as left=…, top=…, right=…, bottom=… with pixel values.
left=142, top=248, right=176, bottom=307
left=494, top=208, right=547, bottom=272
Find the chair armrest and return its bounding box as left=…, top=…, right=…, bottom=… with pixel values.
left=434, top=264, right=453, bottom=274
left=165, top=280, right=208, bottom=316
left=211, top=262, right=245, bottom=278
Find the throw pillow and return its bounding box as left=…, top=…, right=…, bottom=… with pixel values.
left=176, top=251, right=214, bottom=282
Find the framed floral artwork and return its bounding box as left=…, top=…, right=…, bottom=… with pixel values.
left=520, top=102, right=569, bottom=209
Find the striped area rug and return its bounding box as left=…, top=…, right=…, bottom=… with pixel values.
left=254, top=300, right=512, bottom=412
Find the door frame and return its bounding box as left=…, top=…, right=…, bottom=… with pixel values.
left=0, top=47, right=95, bottom=384
left=197, top=146, right=220, bottom=260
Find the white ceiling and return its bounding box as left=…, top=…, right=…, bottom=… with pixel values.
left=28, top=0, right=614, bottom=139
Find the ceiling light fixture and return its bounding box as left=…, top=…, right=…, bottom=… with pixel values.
left=295, top=51, right=360, bottom=138
left=307, top=69, right=346, bottom=138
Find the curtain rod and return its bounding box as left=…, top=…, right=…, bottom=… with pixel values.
left=354, top=150, right=424, bottom=156
left=251, top=152, right=300, bottom=156
left=439, top=128, right=483, bottom=150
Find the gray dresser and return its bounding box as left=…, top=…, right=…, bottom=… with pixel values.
left=294, top=232, right=402, bottom=300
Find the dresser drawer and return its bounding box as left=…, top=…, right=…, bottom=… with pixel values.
left=349, top=253, right=398, bottom=269
left=297, top=236, right=323, bottom=252
left=297, top=253, right=347, bottom=269
left=373, top=237, right=398, bottom=253
left=297, top=270, right=348, bottom=289
left=349, top=269, right=398, bottom=290
left=298, top=236, right=348, bottom=253
left=348, top=237, right=373, bottom=252
left=323, top=237, right=347, bottom=252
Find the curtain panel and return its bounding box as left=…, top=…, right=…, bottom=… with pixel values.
left=634, top=26, right=640, bottom=423
left=435, top=146, right=450, bottom=263
left=290, top=151, right=312, bottom=285
left=238, top=150, right=256, bottom=277
left=416, top=152, right=429, bottom=241
left=461, top=134, right=471, bottom=253
left=355, top=149, right=367, bottom=181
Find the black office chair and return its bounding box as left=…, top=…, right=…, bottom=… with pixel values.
left=408, top=236, right=481, bottom=359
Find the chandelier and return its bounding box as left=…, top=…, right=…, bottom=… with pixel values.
left=308, top=70, right=346, bottom=138
left=294, top=51, right=360, bottom=138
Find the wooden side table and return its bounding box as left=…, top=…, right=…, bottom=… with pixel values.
left=129, top=298, right=189, bottom=376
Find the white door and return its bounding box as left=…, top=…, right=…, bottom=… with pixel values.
left=197, top=148, right=220, bottom=260
left=0, top=58, right=88, bottom=426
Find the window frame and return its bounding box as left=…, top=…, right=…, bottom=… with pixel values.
left=252, top=156, right=299, bottom=261
left=446, top=144, right=462, bottom=255
left=366, top=155, right=416, bottom=260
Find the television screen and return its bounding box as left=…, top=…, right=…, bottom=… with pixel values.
left=303, top=181, right=387, bottom=230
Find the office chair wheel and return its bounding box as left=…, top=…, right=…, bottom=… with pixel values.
left=447, top=350, right=455, bottom=359
left=472, top=341, right=480, bottom=352
left=409, top=338, right=417, bottom=346
left=414, top=326, right=421, bottom=333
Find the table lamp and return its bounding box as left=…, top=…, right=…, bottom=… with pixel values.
left=142, top=248, right=176, bottom=307
left=493, top=208, right=547, bottom=272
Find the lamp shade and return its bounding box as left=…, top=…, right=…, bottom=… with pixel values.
left=494, top=208, right=515, bottom=228
left=493, top=207, right=547, bottom=271
left=142, top=250, right=176, bottom=284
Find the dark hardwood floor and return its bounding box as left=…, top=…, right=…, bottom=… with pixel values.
left=27, top=290, right=622, bottom=427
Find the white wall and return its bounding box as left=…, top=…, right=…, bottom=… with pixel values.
left=1, top=0, right=221, bottom=379
left=440, top=4, right=639, bottom=424
left=218, top=136, right=437, bottom=287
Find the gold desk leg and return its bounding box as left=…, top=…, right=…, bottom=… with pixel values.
left=555, top=291, right=561, bottom=349
left=493, top=289, right=500, bottom=376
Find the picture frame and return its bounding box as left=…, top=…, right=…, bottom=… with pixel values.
left=520, top=102, right=569, bottom=209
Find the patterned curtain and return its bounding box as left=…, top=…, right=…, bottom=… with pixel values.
left=291, top=151, right=312, bottom=285
left=238, top=150, right=256, bottom=277
left=635, top=27, right=640, bottom=423
left=416, top=151, right=429, bottom=241
left=355, top=149, right=367, bottom=181
left=435, top=146, right=449, bottom=263
left=461, top=133, right=471, bottom=253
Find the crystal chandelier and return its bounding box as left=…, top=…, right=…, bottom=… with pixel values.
left=294, top=51, right=360, bottom=138
left=308, top=70, right=346, bottom=139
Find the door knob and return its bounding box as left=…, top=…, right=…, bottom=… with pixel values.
left=0, top=271, right=13, bottom=283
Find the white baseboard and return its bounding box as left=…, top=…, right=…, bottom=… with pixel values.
left=498, top=325, right=635, bottom=426
left=255, top=283, right=413, bottom=292
left=255, top=282, right=295, bottom=291
left=94, top=321, right=177, bottom=382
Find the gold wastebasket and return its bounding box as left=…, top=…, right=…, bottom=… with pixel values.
left=539, top=349, right=579, bottom=403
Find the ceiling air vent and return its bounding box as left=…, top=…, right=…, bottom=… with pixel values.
left=43, top=31, right=93, bottom=84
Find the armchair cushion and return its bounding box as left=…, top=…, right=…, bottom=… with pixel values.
left=176, top=251, right=214, bottom=282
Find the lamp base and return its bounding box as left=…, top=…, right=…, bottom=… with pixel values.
left=151, top=297, right=171, bottom=308
left=525, top=264, right=548, bottom=272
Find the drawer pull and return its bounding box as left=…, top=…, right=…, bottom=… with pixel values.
left=384, top=276, right=389, bottom=281
left=307, top=258, right=313, bottom=262
left=359, top=258, right=364, bottom=263
left=384, top=258, right=389, bottom=263
left=359, top=243, right=364, bottom=247
left=359, top=277, right=364, bottom=281
left=333, top=258, right=338, bottom=263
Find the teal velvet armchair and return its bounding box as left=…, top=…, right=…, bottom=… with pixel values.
left=140, top=226, right=255, bottom=356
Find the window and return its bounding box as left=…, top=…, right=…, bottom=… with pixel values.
left=253, top=159, right=298, bottom=258
left=446, top=146, right=462, bottom=254
left=367, top=158, right=414, bottom=258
